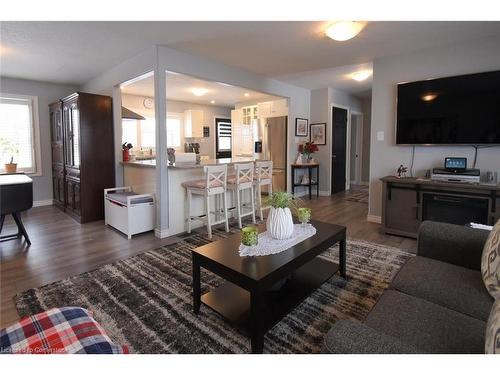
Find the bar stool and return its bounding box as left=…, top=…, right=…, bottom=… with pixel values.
left=227, top=163, right=256, bottom=228
left=182, top=165, right=229, bottom=240
left=254, top=160, right=273, bottom=221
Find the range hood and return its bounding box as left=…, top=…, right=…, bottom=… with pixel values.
left=122, top=107, right=145, bottom=120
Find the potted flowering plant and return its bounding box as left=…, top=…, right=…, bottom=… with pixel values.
left=122, top=142, right=133, bottom=162
left=298, top=142, right=319, bottom=163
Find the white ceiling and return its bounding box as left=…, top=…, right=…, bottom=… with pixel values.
left=276, top=62, right=373, bottom=96
left=1, top=21, right=500, bottom=92
left=121, top=71, right=280, bottom=107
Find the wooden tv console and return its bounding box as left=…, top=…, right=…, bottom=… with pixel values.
left=381, top=176, right=500, bottom=238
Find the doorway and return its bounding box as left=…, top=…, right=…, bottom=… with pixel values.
left=331, top=106, right=348, bottom=194
left=215, top=118, right=232, bottom=159
left=349, top=112, right=363, bottom=185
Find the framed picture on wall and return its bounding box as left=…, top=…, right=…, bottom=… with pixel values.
left=295, top=118, right=309, bottom=137
left=310, top=123, right=326, bottom=145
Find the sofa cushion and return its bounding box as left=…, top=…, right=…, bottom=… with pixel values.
left=392, top=256, right=493, bottom=321
left=365, top=290, right=486, bottom=353
left=485, top=299, right=500, bottom=354
left=0, top=307, right=128, bottom=354
left=322, top=319, right=422, bottom=354
left=482, top=219, right=500, bottom=299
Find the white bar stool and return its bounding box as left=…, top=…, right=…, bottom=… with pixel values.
left=182, top=165, right=229, bottom=240
left=227, top=163, right=256, bottom=228
left=254, top=160, right=273, bottom=221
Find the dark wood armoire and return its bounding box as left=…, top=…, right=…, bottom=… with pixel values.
left=49, top=92, right=115, bottom=223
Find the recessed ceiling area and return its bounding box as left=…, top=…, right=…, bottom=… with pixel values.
left=120, top=71, right=282, bottom=108
left=276, top=62, right=373, bottom=95
left=1, top=21, right=500, bottom=86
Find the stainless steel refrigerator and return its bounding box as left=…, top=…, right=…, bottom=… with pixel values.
left=262, top=116, right=287, bottom=192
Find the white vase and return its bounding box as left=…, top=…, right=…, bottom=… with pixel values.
left=266, top=207, right=294, bottom=240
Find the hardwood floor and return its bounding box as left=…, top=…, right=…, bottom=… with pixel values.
left=0, top=188, right=416, bottom=328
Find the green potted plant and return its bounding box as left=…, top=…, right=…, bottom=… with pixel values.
left=264, top=191, right=301, bottom=240
left=0, top=138, right=19, bottom=173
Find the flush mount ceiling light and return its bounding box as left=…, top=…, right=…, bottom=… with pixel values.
left=189, top=88, right=209, bottom=96
left=244, top=93, right=250, bottom=97
left=421, top=93, right=438, bottom=102
left=210, top=100, right=215, bottom=104
left=325, top=21, right=365, bottom=42
left=350, top=70, right=372, bottom=82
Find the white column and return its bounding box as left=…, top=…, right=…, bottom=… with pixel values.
left=154, top=52, right=169, bottom=238
left=112, top=86, right=124, bottom=187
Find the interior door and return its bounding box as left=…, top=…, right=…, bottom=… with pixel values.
left=332, top=107, right=348, bottom=194
left=215, top=118, right=232, bottom=159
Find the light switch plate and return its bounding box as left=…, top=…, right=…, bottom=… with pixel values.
left=377, top=131, right=385, bottom=141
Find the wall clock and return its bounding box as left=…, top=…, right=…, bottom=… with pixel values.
left=143, top=97, right=154, bottom=109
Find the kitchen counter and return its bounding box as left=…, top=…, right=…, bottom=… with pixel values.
left=122, top=156, right=270, bottom=236
left=121, top=156, right=263, bottom=169
left=121, top=160, right=156, bottom=168
left=169, top=156, right=262, bottom=169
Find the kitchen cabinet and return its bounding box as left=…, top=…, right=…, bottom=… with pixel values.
left=49, top=92, right=114, bottom=223
left=257, top=99, right=288, bottom=118
left=184, top=109, right=204, bottom=138
left=242, top=105, right=258, bottom=125
left=231, top=109, right=254, bottom=157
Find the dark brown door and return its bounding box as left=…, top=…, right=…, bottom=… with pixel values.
left=331, top=106, right=348, bottom=194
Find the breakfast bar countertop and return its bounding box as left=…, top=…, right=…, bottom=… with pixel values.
left=169, top=156, right=262, bottom=169
left=122, top=157, right=265, bottom=169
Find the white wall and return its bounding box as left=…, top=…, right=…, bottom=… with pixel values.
left=309, top=87, right=363, bottom=193
left=0, top=77, right=78, bottom=203
left=369, top=35, right=500, bottom=219
left=361, top=96, right=371, bottom=183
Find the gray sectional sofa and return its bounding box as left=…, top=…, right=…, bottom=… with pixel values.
left=323, top=221, right=495, bottom=353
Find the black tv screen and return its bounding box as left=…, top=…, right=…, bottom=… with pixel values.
left=396, top=70, right=500, bottom=145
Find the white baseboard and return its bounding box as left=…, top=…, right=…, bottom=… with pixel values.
left=154, top=228, right=170, bottom=239
left=319, top=190, right=330, bottom=197
left=33, top=199, right=53, bottom=207
left=367, top=214, right=382, bottom=224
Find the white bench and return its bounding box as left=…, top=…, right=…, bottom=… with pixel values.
left=104, top=187, right=155, bottom=239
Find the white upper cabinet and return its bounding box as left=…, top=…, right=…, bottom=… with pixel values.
left=257, top=99, right=288, bottom=118
left=184, top=109, right=204, bottom=138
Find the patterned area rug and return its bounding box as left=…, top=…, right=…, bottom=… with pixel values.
left=344, top=187, right=369, bottom=204
left=14, top=228, right=413, bottom=353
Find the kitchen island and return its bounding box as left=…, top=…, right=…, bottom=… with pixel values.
left=122, top=157, right=266, bottom=236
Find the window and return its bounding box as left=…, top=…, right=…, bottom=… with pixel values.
left=215, top=118, right=232, bottom=159
left=166, top=115, right=182, bottom=149
left=122, top=119, right=138, bottom=147
left=0, top=93, right=41, bottom=174
left=140, top=117, right=156, bottom=148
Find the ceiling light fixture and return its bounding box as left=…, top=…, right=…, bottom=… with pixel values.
left=244, top=93, right=250, bottom=97
left=325, top=21, right=365, bottom=42
left=210, top=100, right=215, bottom=104
left=189, top=88, right=209, bottom=97
left=350, top=70, right=372, bottom=82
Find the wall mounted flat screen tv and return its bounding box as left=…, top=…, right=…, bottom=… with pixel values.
left=396, top=70, right=500, bottom=145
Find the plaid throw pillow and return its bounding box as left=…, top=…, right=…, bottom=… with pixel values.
left=0, top=307, right=128, bottom=354
left=482, top=219, right=500, bottom=300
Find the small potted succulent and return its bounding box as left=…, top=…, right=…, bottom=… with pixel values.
left=265, top=191, right=301, bottom=240
left=298, top=142, right=319, bottom=163
left=122, top=142, right=133, bottom=162
left=1, top=138, right=19, bottom=173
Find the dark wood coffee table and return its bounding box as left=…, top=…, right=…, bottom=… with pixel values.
left=191, top=219, right=346, bottom=353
